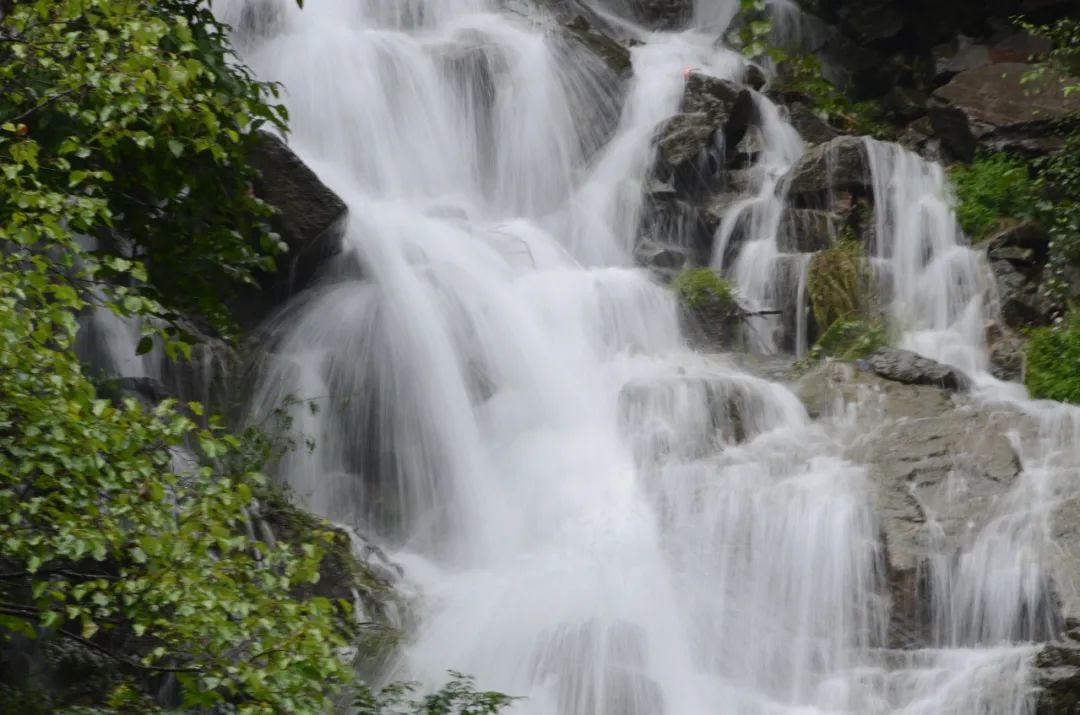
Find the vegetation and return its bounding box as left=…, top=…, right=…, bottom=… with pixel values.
left=807, top=237, right=874, bottom=331
left=730, top=1, right=890, bottom=137
left=803, top=319, right=888, bottom=365
left=354, top=673, right=518, bottom=715
left=672, top=267, right=739, bottom=315
left=948, top=153, right=1038, bottom=239
left=1026, top=320, right=1080, bottom=404
left=0, top=0, right=512, bottom=712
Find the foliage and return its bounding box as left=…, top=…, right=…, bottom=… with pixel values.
left=1016, top=14, right=1080, bottom=311
left=672, top=267, right=738, bottom=315
left=0, top=0, right=288, bottom=339
left=802, top=318, right=888, bottom=366
left=0, top=1, right=363, bottom=712
left=807, top=236, right=874, bottom=332
left=947, top=153, right=1038, bottom=239
left=1026, top=320, right=1080, bottom=404
left=354, top=673, right=518, bottom=715
left=773, top=55, right=892, bottom=138
left=1015, top=16, right=1080, bottom=87
left=729, top=3, right=889, bottom=137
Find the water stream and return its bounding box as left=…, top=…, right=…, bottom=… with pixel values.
left=99, top=0, right=1080, bottom=712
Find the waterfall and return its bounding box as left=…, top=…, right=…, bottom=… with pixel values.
left=201, top=0, right=1080, bottom=713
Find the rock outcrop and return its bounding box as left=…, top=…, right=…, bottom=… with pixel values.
left=866, top=347, right=974, bottom=392
left=239, top=132, right=348, bottom=328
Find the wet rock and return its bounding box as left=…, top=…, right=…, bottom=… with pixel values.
left=932, top=62, right=1080, bottom=131
left=563, top=15, right=632, bottom=80
left=797, top=362, right=1030, bottom=647
left=634, top=239, right=690, bottom=279
left=777, top=208, right=837, bottom=253
left=784, top=135, right=871, bottom=201
left=1033, top=641, right=1080, bottom=715
left=985, top=321, right=1027, bottom=382
left=867, top=347, right=973, bottom=392
left=651, top=74, right=753, bottom=197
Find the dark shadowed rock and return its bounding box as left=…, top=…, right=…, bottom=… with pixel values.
left=248, top=132, right=347, bottom=304
left=928, top=106, right=977, bottom=162
left=867, top=347, right=973, bottom=392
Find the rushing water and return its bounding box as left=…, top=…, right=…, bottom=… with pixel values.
left=81, top=0, right=1075, bottom=712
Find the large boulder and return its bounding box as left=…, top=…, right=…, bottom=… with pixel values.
left=240, top=132, right=348, bottom=327
left=932, top=63, right=1080, bottom=132
left=866, top=347, right=974, bottom=392
left=797, top=362, right=1031, bottom=647
left=651, top=73, right=753, bottom=197
left=783, top=135, right=871, bottom=201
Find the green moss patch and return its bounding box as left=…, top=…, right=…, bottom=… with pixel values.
left=949, top=153, right=1037, bottom=240
left=1026, top=323, right=1080, bottom=403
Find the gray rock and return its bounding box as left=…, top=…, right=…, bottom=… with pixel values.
left=839, top=1, right=904, bottom=44
left=867, top=347, right=973, bottom=392
left=784, top=135, right=871, bottom=200
left=1033, top=641, right=1080, bottom=715
left=787, top=103, right=840, bottom=146
left=797, top=362, right=1030, bottom=647
left=881, top=87, right=929, bottom=123
left=932, top=62, right=1080, bottom=131
left=990, top=259, right=1051, bottom=329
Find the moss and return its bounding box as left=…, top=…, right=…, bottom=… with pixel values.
left=1026, top=322, right=1080, bottom=403
left=672, top=268, right=738, bottom=314
left=807, top=237, right=874, bottom=331
left=948, top=153, right=1037, bottom=240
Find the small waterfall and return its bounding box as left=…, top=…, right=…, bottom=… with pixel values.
left=209, top=0, right=1080, bottom=713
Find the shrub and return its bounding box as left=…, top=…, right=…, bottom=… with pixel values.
left=1026, top=322, right=1080, bottom=403
left=807, top=237, right=874, bottom=331
left=948, top=153, right=1038, bottom=239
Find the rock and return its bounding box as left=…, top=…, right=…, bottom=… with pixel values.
left=784, top=135, right=871, bottom=201
left=867, top=347, right=973, bottom=392
left=634, top=239, right=690, bottom=279
left=787, top=103, right=840, bottom=146
left=242, top=132, right=348, bottom=326
left=985, top=220, right=1051, bottom=263
left=651, top=74, right=753, bottom=197
left=928, top=106, right=977, bottom=162
left=932, top=62, right=1080, bottom=131
left=839, top=1, right=904, bottom=44
left=778, top=208, right=838, bottom=253
left=563, top=15, right=632, bottom=80
left=881, top=87, right=929, bottom=123
left=1033, top=642, right=1080, bottom=715
left=990, top=258, right=1051, bottom=329
left=932, top=37, right=992, bottom=81
left=985, top=321, right=1027, bottom=382
left=797, top=362, right=1030, bottom=647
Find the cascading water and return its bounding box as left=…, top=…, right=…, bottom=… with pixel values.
left=201, top=0, right=1080, bottom=713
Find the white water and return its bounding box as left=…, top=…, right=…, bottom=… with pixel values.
left=182, top=1, right=1080, bottom=713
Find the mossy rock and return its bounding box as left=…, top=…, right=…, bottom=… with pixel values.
left=672, top=268, right=741, bottom=350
